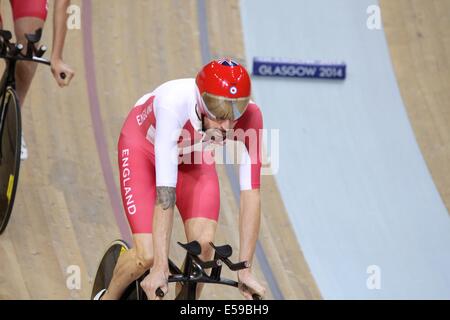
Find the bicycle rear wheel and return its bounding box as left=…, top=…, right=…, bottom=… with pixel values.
left=0, top=88, right=21, bottom=234
left=91, top=239, right=144, bottom=300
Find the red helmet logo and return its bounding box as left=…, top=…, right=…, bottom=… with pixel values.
left=196, top=59, right=251, bottom=99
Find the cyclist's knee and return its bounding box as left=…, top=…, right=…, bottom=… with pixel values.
left=135, top=250, right=153, bottom=269
left=14, top=17, right=45, bottom=40
left=133, top=234, right=154, bottom=269
left=184, top=218, right=217, bottom=259
left=196, top=236, right=214, bottom=259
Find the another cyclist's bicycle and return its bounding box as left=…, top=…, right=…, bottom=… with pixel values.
left=91, top=239, right=262, bottom=300
left=0, top=29, right=51, bottom=234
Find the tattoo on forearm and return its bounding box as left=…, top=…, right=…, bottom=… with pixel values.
left=156, top=187, right=176, bottom=210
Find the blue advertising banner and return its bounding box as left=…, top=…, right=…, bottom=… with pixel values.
left=252, top=57, right=346, bottom=80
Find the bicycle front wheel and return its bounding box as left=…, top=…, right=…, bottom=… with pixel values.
left=0, top=88, right=21, bottom=234
left=91, top=239, right=144, bottom=300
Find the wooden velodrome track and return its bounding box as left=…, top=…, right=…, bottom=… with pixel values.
left=380, top=0, right=450, bottom=213
left=0, top=0, right=448, bottom=300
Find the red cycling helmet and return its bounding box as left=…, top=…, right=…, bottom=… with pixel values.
left=196, top=58, right=251, bottom=121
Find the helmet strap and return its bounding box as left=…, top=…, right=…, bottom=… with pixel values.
left=195, top=104, right=207, bottom=133
left=195, top=103, right=202, bottom=121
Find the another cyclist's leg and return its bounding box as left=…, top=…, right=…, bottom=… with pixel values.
left=11, top=0, right=48, bottom=106
left=101, top=135, right=156, bottom=300
left=13, top=17, right=45, bottom=107
left=177, top=154, right=220, bottom=298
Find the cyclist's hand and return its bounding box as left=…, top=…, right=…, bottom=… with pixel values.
left=51, top=58, right=74, bottom=87
left=204, top=128, right=226, bottom=146
left=238, top=270, right=266, bottom=300
left=140, top=267, right=169, bottom=300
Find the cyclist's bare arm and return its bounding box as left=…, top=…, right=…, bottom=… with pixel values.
left=51, top=0, right=74, bottom=86
left=153, top=186, right=176, bottom=270
left=238, top=189, right=266, bottom=298
left=238, top=189, right=260, bottom=266
left=143, top=187, right=175, bottom=299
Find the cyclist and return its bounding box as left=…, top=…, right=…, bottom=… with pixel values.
left=0, top=0, right=75, bottom=159
left=94, top=59, right=266, bottom=300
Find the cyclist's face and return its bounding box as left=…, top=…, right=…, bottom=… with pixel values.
left=203, top=117, right=233, bottom=131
